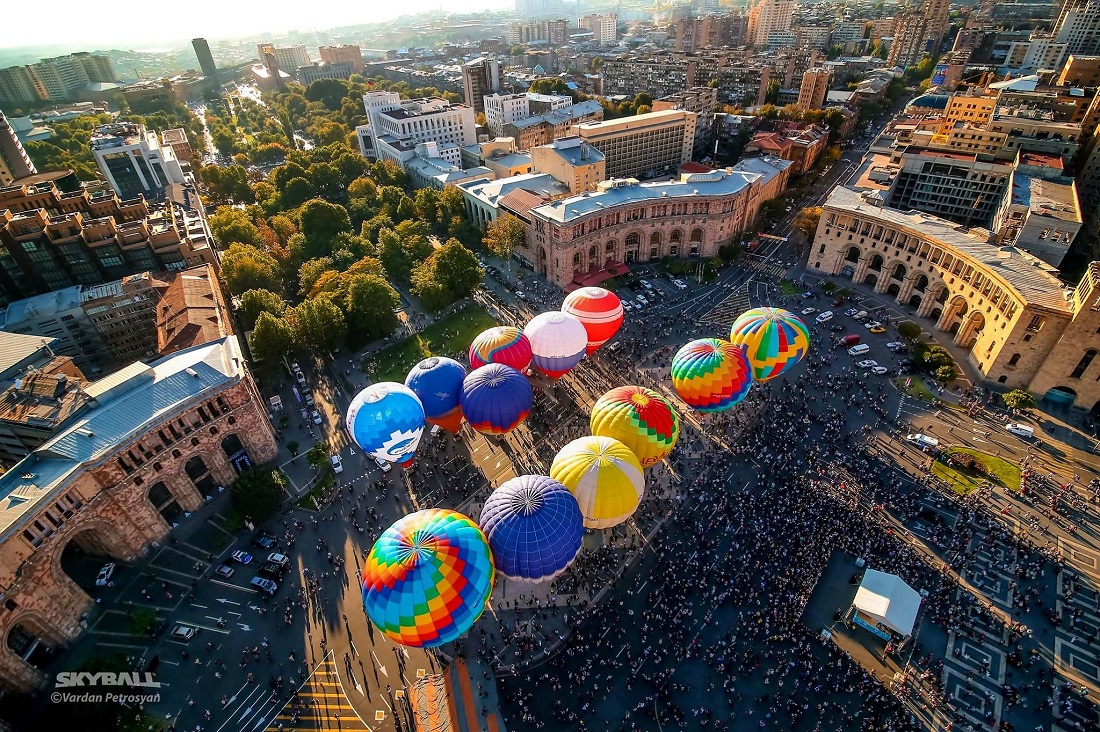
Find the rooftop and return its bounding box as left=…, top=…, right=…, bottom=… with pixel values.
left=0, top=336, right=246, bottom=540
left=824, top=186, right=1070, bottom=312
left=1010, top=174, right=1081, bottom=223
left=458, top=172, right=571, bottom=207
left=529, top=170, right=758, bottom=225
left=89, top=122, right=148, bottom=150
left=157, top=266, right=232, bottom=356
left=508, top=100, right=603, bottom=130
left=0, top=333, right=57, bottom=381
left=0, top=286, right=84, bottom=329
left=0, top=356, right=87, bottom=429
left=534, top=137, right=605, bottom=166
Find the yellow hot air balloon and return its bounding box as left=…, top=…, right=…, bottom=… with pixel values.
left=549, top=436, right=644, bottom=529
left=590, top=385, right=680, bottom=468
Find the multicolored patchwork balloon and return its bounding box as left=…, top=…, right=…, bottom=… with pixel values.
left=362, top=509, right=494, bottom=648
left=524, top=312, right=588, bottom=379
left=590, top=385, right=680, bottom=468
left=460, top=364, right=533, bottom=435
left=478, top=475, right=584, bottom=583
left=550, top=436, right=644, bottom=530
left=670, top=338, right=754, bottom=412
left=561, top=287, right=624, bottom=355
left=468, top=326, right=532, bottom=372
left=405, top=357, right=466, bottom=433
left=729, top=307, right=810, bottom=381
left=346, top=382, right=425, bottom=467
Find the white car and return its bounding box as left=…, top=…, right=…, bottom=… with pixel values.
left=170, top=623, right=198, bottom=641
left=330, top=454, right=343, bottom=474
left=373, top=456, right=392, bottom=473
left=864, top=321, right=883, bottom=330
left=311, top=409, right=322, bottom=425
left=856, top=359, right=879, bottom=369
left=636, top=295, right=648, bottom=305
left=906, top=433, right=940, bottom=449
left=267, top=553, right=290, bottom=568
left=801, top=307, right=817, bottom=316
left=815, top=311, right=834, bottom=324
left=870, top=366, right=889, bottom=375
left=886, top=342, right=905, bottom=350
left=95, top=562, right=116, bottom=587
left=639, top=279, right=653, bottom=290
left=672, top=279, right=688, bottom=290
left=622, top=301, right=634, bottom=312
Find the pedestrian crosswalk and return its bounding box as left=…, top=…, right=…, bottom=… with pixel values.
left=701, top=285, right=751, bottom=326
left=266, top=656, right=371, bottom=731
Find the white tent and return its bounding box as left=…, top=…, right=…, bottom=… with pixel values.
left=852, top=569, right=922, bottom=637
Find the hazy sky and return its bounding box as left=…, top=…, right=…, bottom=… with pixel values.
left=2, top=0, right=513, bottom=49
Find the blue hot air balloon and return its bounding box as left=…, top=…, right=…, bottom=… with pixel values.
left=460, top=364, right=532, bottom=435
left=478, top=475, right=584, bottom=582
left=405, top=357, right=467, bottom=433
left=346, top=382, right=425, bottom=467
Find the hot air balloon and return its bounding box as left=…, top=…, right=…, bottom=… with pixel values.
left=362, top=509, right=494, bottom=648
left=346, top=382, right=425, bottom=467
left=670, top=338, right=754, bottom=412
left=561, top=287, right=624, bottom=355
left=590, top=385, right=680, bottom=468
left=729, top=307, right=810, bottom=382
left=405, top=357, right=466, bottom=433
left=468, top=326, right=532, bottom=371
left=478, top=475, right=583, bottom=582
left=550, top=436, right=644, bottom=529
left=460, top=364, right=533, bottom=435
left=523, top=312, right=588, bottom=379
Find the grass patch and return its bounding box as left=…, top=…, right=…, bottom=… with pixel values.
left=779, top=280, right=805, bottom=296
left=296, top=470, right=334, bottom=510
left=364, top=305, right=496, bottom=382
left=932, top=447, right=1021, bottom=494
left=895, top=376, right=936, bottom=401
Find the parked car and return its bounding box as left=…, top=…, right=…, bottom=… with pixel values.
left=258, top=561, right=284, bottom=579
left=623, top=301, right=634, bottom=312
left=304, top=392, right=315, bottom=407
left=886, top=342, right=905, bottom=350
left=372, top=455, right=392, bottom=473
left=864, top=321, right=883, bottom=330
left=856, top=359, right=879, bottom=369
left=871, top=366, right=889, bottom=375
left=844, top=307, right=858, bottom=317
left=869, top=325, right=886, bottom=334
left=853, top=310, right=869, bottom=320
left=847, top=344, right=870, bottom=356
left=815, top=311, right=834, bottom=324
left=801, top=291, right=815, bottom=299
left=295, top=372, right=307, bottom=388
left=1005, top=423, right=1035, bottom=439
left=267, top=553, right=290, bottom=568
left=230, top=550, right=253, bottom=564
left=672, top=279, right=688, bottom=290
left=800, top=307, right=817, bottom=316
left=635, top=294, right=648, bottom=305
left=311, top=409, right=323, bottom=425
left=170, top=623, right=198, bottom=640
left=331, top=454, right=343, bottom=474
left=95, top=562, right=116, bottom=587
left=639, top=279, right=653, bottom=290
left=250, top=577, right=278, bottom=596
left=215, top=564, right=235, bottom=579
left=250, top=532, right=277, bottom=550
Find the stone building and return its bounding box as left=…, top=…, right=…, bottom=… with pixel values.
left=522, top=170, right=760, bottom=288
left=809, top=186, right=1100, bottom=412
left=0, top=336, right=276, bottom=692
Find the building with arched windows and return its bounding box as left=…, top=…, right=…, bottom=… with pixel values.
left=0, top=335, right=276, bottom=692
left=521, top=169, right=770, bottom=289
left=811, top=186, right=1100, bottom=415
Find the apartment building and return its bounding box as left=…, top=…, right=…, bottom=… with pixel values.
left=831, top=21, right=868, bottom=47
left=257, top=44, right=310, bottom=74
left=653, top=87, right=718, bottom=160
left=1057, top=54, right=1100, bottom=85
left=357, top=95, right=476, bottom=165
left=90, top=123, right=186, bottom=200
left=318, top=45, right=364, bottom=74
left=747, top=1, right=796, bottom=48
left=530, top=136, right=607, bottom=194
left=0, top=53, right=115, bottom=106
left=576, top=110, right=696, bottom=180
left=461, top=58, right=501, bottom=115
left=484, top=93, right=530, bottom=137
left=796, top=26, right=832, bottom=51
left=502, top=100, right=604, bottom=151
left=1055, top=0, right=1100, bottom=56
left=797, top=68, right=831, bottom=111
left=0, top=111, right=36, bottom=186
left=579, top=13, right=618, bottom=45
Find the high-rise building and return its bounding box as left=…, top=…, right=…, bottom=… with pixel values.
left=579, top=13, right=619, bottom=45
left=358, top=95, right=477, bottom=167
left=0, top=110, right=36, bottom=186
left=484, top=93, right=531, bottom=137
left=319, top=45, right=365, bottom=74
left=0, top=53, right=114, bottom=106
left=547, top=19, right=570, bottom=45
left=576, top=109, right=697, bottom=179
left=192, top=38, right=218, bottom=78
left=1055, top=0, right=1100, bottom=55
left=0, top=66, right=42, bottom=106
left=747, top=1, right=795, bottom=48
left=887, top=11, right=930, bottom=68
left=462, top=58, right=501, bottom=115
left=90, top=122, right=186, bottom=200
left=652, top=87, right=718, bottom=159
left=256, top=44, right=310, bottom=75
left=796, top=67, right=831, bottom=111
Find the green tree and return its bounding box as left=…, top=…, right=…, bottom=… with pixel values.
left=271, top=161, right=308, bottom=190
left=411, top=238, right=483, bottom=311
left=483, top=212, right=526, bottom=270
left=1002, top=389, right=1036, bottom=411
left=378, top=227, right=413, bottom=283
left=250, top=312, right=294, bottom=362
left=289, top=295, right=347, bottom=351
left=299, top=257, right=336, bottom=295
left=305, top=78, right=349, bottom=110
left=299, top=198, right=352, bottom=253
left=221, top=243, right=281, bottom=294
left=897, top=321, right=922, bottom=340
left=924, top=346, right=953, bottom=370
left=307, top=442, right=329, bottom=470
left=239, top=288, right=287, bottom=329
left=230, top=467, right=287, bottom=521
left=209, top=208, right=261, bottom=248
left=345, top=274, right=400, bottom=340
left=280, top=177, right=317, bottom=209
left=307, top=161, right=343, bottom=200
left=934, top=364, right=957, bottom=382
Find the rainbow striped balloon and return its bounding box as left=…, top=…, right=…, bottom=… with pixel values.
left=468, top=326, right=532, bottom=372
left=729, top=307, right=810, bottom=381
left=590, top=385, right=680, bottom=468
left=670, top=338, right=754, bottom=412
left=362, top=509, right=494, bottom=648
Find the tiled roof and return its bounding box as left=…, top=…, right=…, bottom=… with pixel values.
left=156, top=265, right=232, bottom=356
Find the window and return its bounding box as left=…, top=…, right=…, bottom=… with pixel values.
left=1007, top=353, right=1021, bottom=367
left=1070, top=349, right=1096, bottom=379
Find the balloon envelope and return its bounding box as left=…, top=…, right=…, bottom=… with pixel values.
left=362, top=509, right=494, bottom=648
left=460, top=364, right=533, bottom=435
left=670, top=338, right=753, bottom=412
left=468, top=326, right=532, bottom=371
left=479, top=475, right=584, bottom=582
left=550, top=436, right=644, bottom=529
left=524, top=312, right=588, bottom=378
left=346, top=382, right=425, bottom=463
left=561, top=287, right=624, bottom=355
left=590, top=385, right=680, bottom=468
left=729, top=307, right=810, bottom=381
left=405, top=357, right=467, bottom=433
